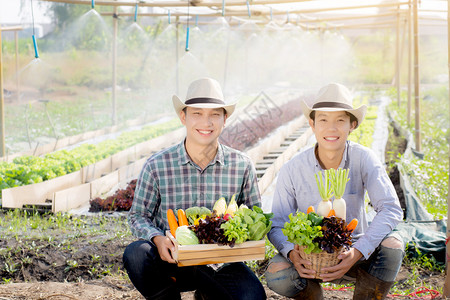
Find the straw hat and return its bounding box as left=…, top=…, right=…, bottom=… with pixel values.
left=172, top=78, right=236, bottom=117
left=300, top=83, right=367, bottom=128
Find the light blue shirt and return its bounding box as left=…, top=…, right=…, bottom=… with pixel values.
left=267, top=141, right=403, bottom=260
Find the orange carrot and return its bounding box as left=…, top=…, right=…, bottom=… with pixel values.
left=167, top=209, right=179, bottom=237
left=307, top=206, right=315, bottom=214
left=177, top=209, right=189, bottom=226
left=327, top=209, right=336, bottom=217
left=346, top=218, right=358, bottom=232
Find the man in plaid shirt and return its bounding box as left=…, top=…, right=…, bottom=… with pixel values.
left=123, top=78, right=266, bottom=300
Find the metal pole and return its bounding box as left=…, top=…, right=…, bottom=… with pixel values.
left=396, top=7, right=400, bottom=105
left=443, top=0, right=450, bottom=295
left=413, top=0, right=420, bottom=152
left=407, top=2, right=412, bottom=126
left=112, top=5, right=118, bottom=125
left=15, top=31, right=20, bottom=103
left=176, top=16, right=179, bottom=96
left=0, top=27, right=6, bottom=156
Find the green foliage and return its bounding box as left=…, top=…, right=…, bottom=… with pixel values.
left=348, top=94, right=377, bottom=147
left=387, top=86, right=449, bottom=219
left=0, top=119, right=181, bottom=190
left=282, top=211, right=323, bottom=254
left=404, top=243, right=444, bottom=272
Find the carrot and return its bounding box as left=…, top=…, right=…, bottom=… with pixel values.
left=327, top=209, right=336, bottom=217
left=346, top=218, right=358, bottom=232
left=307, top=206, right=315, bottom=214
left=177, top=209, right=189, bottom=226
left=167, top=209, right=179, bottom=237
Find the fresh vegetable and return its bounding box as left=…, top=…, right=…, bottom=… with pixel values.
left=177, top=209, right=189, bottom=226
left=313, top=216, right=353, bottom=253
left=315, top=170, right=333, bottom=217
left=282, top=211, right=323, bottom=254
left=221, top=205, right=273, bottom=242
left=330, top=168, right=350, bottom=220
left=224, top=194, right=239, bottom=216
left=175, top=225, right=199, bottom=245
left=185, top=206, right=212, bottom=225
left=192, top=213, right=233, bottom=246
left=346, top=218, right=358, bottom=232
left=307, top=206, right=315, bottom=214
left=307, top=212, right=324, bottom=226
left=221, top=215, right=249, bottom=244
left=213, top=197, right=227, bottom=216
left=327, top=209, right=336, bottom=217
left=167, top=209, right=179, bottom=238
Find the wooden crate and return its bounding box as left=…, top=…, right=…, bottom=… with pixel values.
left=167, top=232, right=265, bottom=267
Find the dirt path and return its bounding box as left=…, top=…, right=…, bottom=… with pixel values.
left=0, top=279, right=356, bottom=300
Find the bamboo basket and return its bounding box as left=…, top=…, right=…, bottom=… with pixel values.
left=298, top=246, right=342, bottom=279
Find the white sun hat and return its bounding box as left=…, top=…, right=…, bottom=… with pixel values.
left=172, top=78, right=236, bottom=117
left=300, top=82, right=367, bottom=128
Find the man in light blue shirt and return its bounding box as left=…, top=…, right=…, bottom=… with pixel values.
left=265, top=83, right=404, bottom=299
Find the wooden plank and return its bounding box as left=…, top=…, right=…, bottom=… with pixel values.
left=111, top=147, right=136, bottom=171
left=1, top=171, right=83, bottom=209
left=82, top=157, right=112, bottom=183
left=167, top=231, right=265, bottom=266
left=257, top=127, right=312, bottom=195
left=90, top=170, right=119, bottom=198
left=53, top=183, right=91, bottom=213
left=68, top=132, right=85, bottom=145
left=118, top=157, right=146, bottom=183
left=246, top=116, right=306, bottom=163
left=135, top=127, right=186, bottom=158
left=177, top=253, right=265, bottom=267
left=178, top=246, right=265, bottom=260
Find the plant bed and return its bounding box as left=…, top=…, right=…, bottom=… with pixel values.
left=0, top=208, right=444, bottom=299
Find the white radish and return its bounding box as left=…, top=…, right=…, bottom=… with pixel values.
left=332, top=198, right=346, bottom=220
left=315, top=170, right=334, bottom=217
left=317, top=199, right=333, bottom=217
left=329, top=168, right=350, bottom=221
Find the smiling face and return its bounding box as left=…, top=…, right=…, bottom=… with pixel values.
left=309, top=110, right=357, bottom=156
left=180, top=106, right=227, bottom=151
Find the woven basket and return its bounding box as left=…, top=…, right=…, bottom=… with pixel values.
left=297, top=246, right=342, bottom=279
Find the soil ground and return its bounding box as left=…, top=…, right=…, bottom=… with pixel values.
left=0, top=119, right=445, bottom=299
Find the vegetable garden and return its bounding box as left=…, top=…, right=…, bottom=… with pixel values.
left=0, top=0, right=448, bottom=299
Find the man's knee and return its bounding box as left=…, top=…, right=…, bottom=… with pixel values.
left=266, top=261, right=291, bottom=274
left=265, top=255, right=306, bottom=298
left=381, top=236, right=403, bottom=249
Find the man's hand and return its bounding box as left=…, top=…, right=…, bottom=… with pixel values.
left=289, top=244, right=317, bottom=279
left=153, top=235, right=177, bottom=264
left=319, top=248, right=363, bottom=282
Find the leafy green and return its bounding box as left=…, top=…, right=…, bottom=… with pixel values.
left=0, top=119, right=181, bottom=190
left=221, top=205, right=273, bottom=243
left=221, top=215, right=249, bottom=244
left=282, top=211, right=323, bottom=254
left=307, top=212, right=324, bottom=226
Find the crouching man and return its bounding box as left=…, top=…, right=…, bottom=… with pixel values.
left=265, top=83, right=404, bottom=299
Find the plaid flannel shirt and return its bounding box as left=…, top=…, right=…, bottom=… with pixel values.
left=128, top=140, right=261, bottom=243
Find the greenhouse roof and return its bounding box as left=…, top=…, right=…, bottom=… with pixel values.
left=40, top=0, right=447, bottom=30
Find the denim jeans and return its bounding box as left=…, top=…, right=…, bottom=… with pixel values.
left=265, top=242, right=404, bottom=298
left=123, top=240, right=267, bottom=300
